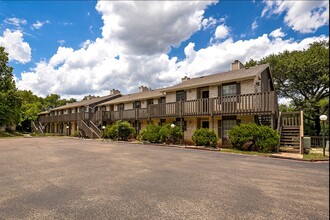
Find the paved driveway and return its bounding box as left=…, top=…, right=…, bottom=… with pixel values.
left=0, top=137, right=328, bottom=219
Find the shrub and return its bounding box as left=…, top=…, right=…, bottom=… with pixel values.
left=139, top=124, right=162, bottom=143
left=72, top=130, right=80, bottom=137
left=192, top=128, right=218, bottom=148
left=102, top=121, right=136, bottom=141
left=228, top=123, right=279, bottom=152
left=159, top=123, right=183, bottom=145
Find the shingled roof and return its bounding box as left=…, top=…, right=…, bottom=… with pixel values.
left=38, top=93, right=121, bottom=115
left=98, top=89, right=164, bottom=106
left=161, top=64, right=269, bottom=92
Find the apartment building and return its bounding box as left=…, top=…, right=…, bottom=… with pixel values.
left=37, top=60, right=279, bottom=146
left=36, top=90, right=121, bottom=138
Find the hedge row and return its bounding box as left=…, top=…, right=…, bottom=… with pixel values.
left=102, top=121, right=279, bottom=152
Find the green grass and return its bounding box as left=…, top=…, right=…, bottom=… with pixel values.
left=219, top=148, right=271, bottom=156
left=303, top=153, right=329, bottom=160
left=0, top=131, right=24, bottom=138
left=30, top=133, right=62, bottom=137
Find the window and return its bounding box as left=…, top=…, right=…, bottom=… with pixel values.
left=134, top=101, right=141, bottom=109
left=147, top=99, right=153, bottom=106
left=158, top=97, right=166, bottom=104
left=176, top=90, right=186, bottom=101
left=201, top=121, right=209, bottom=129
left=222, top=84, right=237, bottom=96
left=222, top=120, right=236, bottom=139
left=222, top=83, right=241, bottom=103
left=118, top=103, right=124, bottom=111
left=175, top=118, right=187, bottom=131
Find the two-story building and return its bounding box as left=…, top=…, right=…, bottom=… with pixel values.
left=37, top=60, right=278, bottom=146
left=95, top=60, right=278, bottom=145
left=36, top=90, right=121, bottom=137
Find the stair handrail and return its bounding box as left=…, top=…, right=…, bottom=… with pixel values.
left=89, top=120, right=102, bottom=139
left=79, top=119, right=94, bottom=139
left=38, top=121, right=44, bottom=134
left=31, top=121, right=39, bottom=133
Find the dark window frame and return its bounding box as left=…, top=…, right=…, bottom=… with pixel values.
left=176, top=90, right=187, bottom=101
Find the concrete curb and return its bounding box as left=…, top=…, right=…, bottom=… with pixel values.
left=26, top=136, right=330, bottom=162
left=269, top=154, right=329, bottom=162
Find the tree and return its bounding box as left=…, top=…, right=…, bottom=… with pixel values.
left=0, top=46, right=22, bottom=127
left=18, top=90, right=43, bottom=122
left=42, top=94, right=76, bottom=110
left=245, top=41, right=329, bottom=136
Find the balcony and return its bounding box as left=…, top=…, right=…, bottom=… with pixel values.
left=38, top=91, right=276, bottom=123
left=38, top=112, right=83, bottom=123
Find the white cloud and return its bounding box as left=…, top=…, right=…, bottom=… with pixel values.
left=262, top=1, right=329, bottom=33
left=95, top=1, right=215, bottom=55
left=14, top=1, right=329, bottom=100
left=32, top=20, right=50, bottom=29
left=4, top=17, right=27, bottom=27
left=251, top=19, right=258, bottom=30
left=214, top=24, right=230, bottom=40
left=202, top=17, right=218, bottom=29
left=270, top=28, right=286, bottom=38
left=58, top=40, right=65, bottom=46
left=0, top=29, right=31, bottom=63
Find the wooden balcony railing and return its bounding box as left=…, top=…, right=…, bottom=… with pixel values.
left=38, top=91, right=276, bottom=123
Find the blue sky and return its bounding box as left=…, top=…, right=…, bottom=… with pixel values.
left=0, top=1, right=328, bottom=99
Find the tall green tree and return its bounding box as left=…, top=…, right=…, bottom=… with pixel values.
left=18, top=90, right=43, bottom=122
left=42, top=94, right=76, bottom=110
left=245, top=41, right=329, bottom=135
left=0, top=47, right=22, bottom=127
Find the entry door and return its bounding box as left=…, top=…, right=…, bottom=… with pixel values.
left=222, top=119, right=237, bottom=145
left=201, top=90, right=209, bottom=113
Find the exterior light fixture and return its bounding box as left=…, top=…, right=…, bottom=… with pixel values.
left=171, top=123, right=175, bottom=128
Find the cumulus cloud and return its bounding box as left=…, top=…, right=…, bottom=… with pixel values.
left=14, top=1, right=329, bottom=99
left=32, top=20, right=50, bottom=29
left=95, top=1, right=215, bottom=55
left=16, top=30, right=327, bottom=99
left=262, top=1, right=329, bottom=33
left=0, top=29, right=31, bottom=63
left=269, top=28, right=286, bottom=38
left=214, top=24, right=230, bottom=40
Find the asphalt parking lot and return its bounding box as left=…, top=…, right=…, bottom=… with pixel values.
left=0, top=137, right=329, bottom=219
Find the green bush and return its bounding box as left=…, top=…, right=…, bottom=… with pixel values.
left=228, top=123, right=279, bottom=152
left=159, top=123, right=183, bottom=145
left=72, top=130, right=80, bottom=137
left=139, top=124, right=162, bottom=143
left=102, top=121, right=136, bottom=141
left=192, top=128, right=218, bottom=148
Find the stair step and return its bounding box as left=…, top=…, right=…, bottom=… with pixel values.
left=281, top=137, right=300, bottom=140
left=279, top=149, right=300, bottom=153
left=281, top=131, right=300, bottom=134
left=280, top=140, right=300, bottom=145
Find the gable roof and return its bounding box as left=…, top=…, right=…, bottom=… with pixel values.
left=161, top=64, right=269, bottom=92
left=98, top=89, right=164, bottom=106
left=38, top=93, right=121, bottom=115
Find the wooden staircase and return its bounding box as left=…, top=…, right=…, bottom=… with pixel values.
left=77, top=112, right=102, bottom=139
left=31, top=121, right=44, bottom=134
left=278, top=111, right=304, bottom=154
